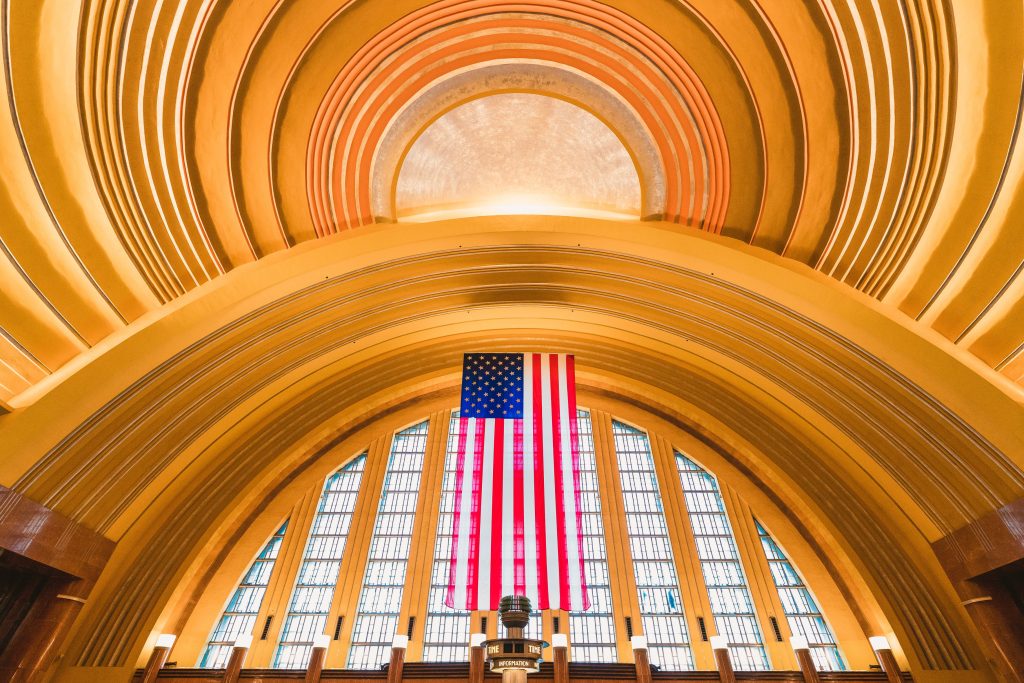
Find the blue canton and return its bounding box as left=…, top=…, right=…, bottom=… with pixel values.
left=460, top=353, right=524, bottom=419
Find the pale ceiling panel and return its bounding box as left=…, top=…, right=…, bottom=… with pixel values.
left=395, top=93, right=641, bottom=221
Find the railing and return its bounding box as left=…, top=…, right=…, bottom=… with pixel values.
left=134, top=662, right=913, bottom=682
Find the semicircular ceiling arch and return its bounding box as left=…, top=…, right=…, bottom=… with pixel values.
left=2, top=217, right=1018, bottom=674
left=2, top=0, right=1019, bottom=403
left=2, top=1, right=1024, bottom=678
left=307, top=2, right=727, bottom=233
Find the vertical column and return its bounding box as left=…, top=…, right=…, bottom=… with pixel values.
left=469, top=633, right=486, bottom=683
left=247, top=492, right=321, bottom=666
left=631, top=636, right=652, bottom=683
left=387, top=635, right=408, bottom=683
left=791, top=636, right=821, bottom=683
left=710, top=636, right=736, bottom=683
left=648, top=435, right=713, bottom=670
left=0, top=487, right=114, bottom=682
left=223, top=635, right=252, bottom=683
left=552, top=633, right=569, bottom=683
left=326, top=436, right=391, bottom=667
left=956, top=575, right=1024, bottom=682
left=567, top=409, right=618, bottom=663
left=721, top=487, right=791, bottom=669
left=0, top=576, right=95, bottom=682
left=304, top=634, right=330, bottom=683
left=588, top=410, right=642, bottom=663
left=140, top=634, right=176, bottom=683
left=869, top=636, right=903, bottom=683
left=401, top=410, right=451, bottom=662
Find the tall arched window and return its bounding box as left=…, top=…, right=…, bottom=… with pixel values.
left=421, top=414, right=472, bottom=661
left=568, top=409, right=616, bottom=661
left=755, top=521, right=845, bottom=670
left=348, top=422, right=429, bottom=668
left=192, top=412, right=854, bottom=671
left=200, top=521, right=288, bottom=667
left=274, top=455, right=367, bottom=668
left=611, top=420, right=692, bottom=670
left=675, top=454, right=767, bottom=669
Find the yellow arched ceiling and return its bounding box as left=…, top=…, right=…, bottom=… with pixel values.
left=0, top=0, right=1023, bottom=680
left=0, top=0, right=1022, bottom=403
left=1, top=218, right=1020, bottom=680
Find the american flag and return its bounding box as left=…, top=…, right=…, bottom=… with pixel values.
left=445, top=353, right=590, bottom=611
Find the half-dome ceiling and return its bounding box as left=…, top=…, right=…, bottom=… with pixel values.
left=395, top=93, right=641, bottom=221
left=0, top=0, right=1021, bottom=407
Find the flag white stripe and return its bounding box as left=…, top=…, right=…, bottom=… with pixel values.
left=477, top=420, right=495, bottom=608
left=523, top=353, right=538, bottom=601
left=559, top=355, right=584, bottom=608
left=540, top=354, right=560, bottom=607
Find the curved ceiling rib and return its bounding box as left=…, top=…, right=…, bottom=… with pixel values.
left=0, top=0, right=1014, bottom=405
left=5, top=219, right=1016, bottom=673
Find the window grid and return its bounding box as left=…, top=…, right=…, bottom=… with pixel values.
left=569, top=409, right=617, bottom=662
left=421, top=413, right=472, bottom=662
left=675, top=454, right=768, bottom=670
left=348, top=422, right=429, bottom=669
left=200, top=521, right=288, bottom=668
left=755, top=521, right=845, bottom=671
left=611, top=421, right=692, bottom=671
left=273, top=455, right=366, bottom=669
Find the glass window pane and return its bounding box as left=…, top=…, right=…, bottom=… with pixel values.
left=675, top=453, right=768, bottom=670
left=612, top=421, right=692, bottom=670
left=347, top=422, right=429, bottom=668
left=272, top=455, right=367, bottom=668
left=755, top=520, right=846, bottom=671
left=200, top=521, right=289, bottom=668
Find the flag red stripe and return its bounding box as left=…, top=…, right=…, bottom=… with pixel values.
left=467, top=418, right=486, bottom=610
left=550, top=354, right=571, bottom=609
left=491, top=419, right=505, bottom=608
left=532, top=353, right=550, bottom=607
left=513, top=417, right=525, bottom=595
left=446, top=416, right=471, bottom=607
